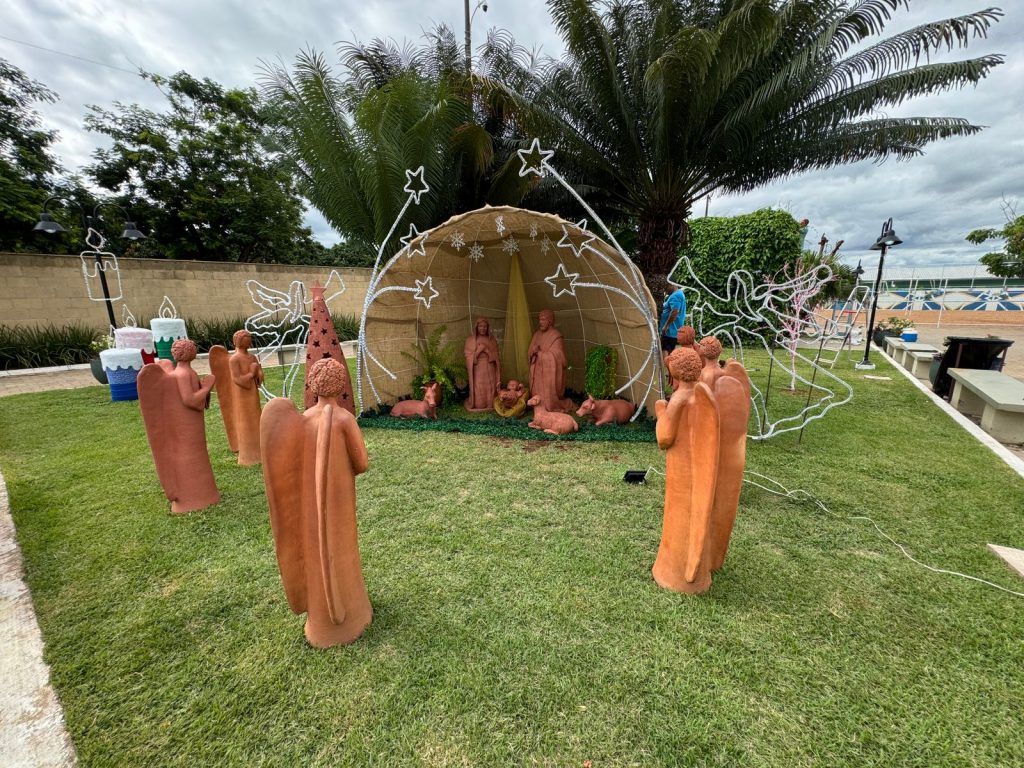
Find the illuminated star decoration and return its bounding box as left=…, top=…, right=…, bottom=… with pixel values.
left=557, top=219, right=597, bottom=258
left=468, top=242, right=485, bottom=262
left=401, top=223, right=427, bottom=259
left=495, top=215, right=506, bottom=237
left=450, top=231, right=465, bottom=251
left=540, top=236, right=552, bottom=255
left=516, top=138, right=554, bottom=178
left=403, top=166, right=430, bottom=204
left=413, top=276, right=440, bottom=309
left=502, top=237, right=519, bottom=254
left=544, top=263, right=580, bottom=298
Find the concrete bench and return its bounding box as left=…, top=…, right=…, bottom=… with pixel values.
left=883, top=338, right=938, bottom=367
left=897, top=342, right=940, bottom=369
left=948, top=368, right=1024, bottom=443
left=907, top=350, right=938, bottom=379
left=884, top=337, right=906, bottom=358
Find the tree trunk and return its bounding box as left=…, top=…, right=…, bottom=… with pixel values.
left=636, top=214, right=689, bottom=306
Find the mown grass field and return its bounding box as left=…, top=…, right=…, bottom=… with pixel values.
left=1, top=353, right=1022, bottom=767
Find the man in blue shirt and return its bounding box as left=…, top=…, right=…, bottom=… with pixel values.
left=659, top=287, right=687, bottom=356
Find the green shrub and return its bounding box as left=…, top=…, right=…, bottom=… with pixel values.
left=584, top=345, right=618, bottom=399
left=0, top=309, right=362, bottom=371
left=0, top=323, right=101, bottom=370
left=332, top=313, right=359, bottom=342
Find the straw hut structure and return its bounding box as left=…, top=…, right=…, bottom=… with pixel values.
left=357, top=205, right=662, bottom=416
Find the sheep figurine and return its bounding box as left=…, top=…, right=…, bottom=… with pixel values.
left=527, top=394, right=579, bottom=436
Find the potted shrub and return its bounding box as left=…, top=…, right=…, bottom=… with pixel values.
left=872, top=317, right=913, bottom=348
left=89, top=333, right=113, bottom=384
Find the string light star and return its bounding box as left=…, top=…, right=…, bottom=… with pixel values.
left=544, top=263, right=580, bottom=298
left=502, top=237, right=519, bottom=254
left=557, top=219, right=596, bottom=257
left=517, top=138, right=554, bottom=178
left=400, top=223, right=427, bottom=259
left=495, top=214, right=506, bottom=237
left=403, top=167, right=430, bottom=204
left=468, top=242, right=485, bottom=262
left=450, top=231, right=465, bottom=251
left=413, top=276, right=440, bottom=309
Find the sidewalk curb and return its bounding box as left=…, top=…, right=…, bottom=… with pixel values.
left=0, top=468, right=77, bottom=767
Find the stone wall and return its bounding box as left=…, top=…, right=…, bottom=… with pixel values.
left=0, top=252, right=371, bottom=329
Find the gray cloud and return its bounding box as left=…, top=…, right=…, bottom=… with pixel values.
left=3, top=0, right=1019, bottom=270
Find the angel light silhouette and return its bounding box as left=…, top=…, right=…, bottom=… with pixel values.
left=244, top=270, right=346, bottom=400
left=670, top=256, right=852, bottom=440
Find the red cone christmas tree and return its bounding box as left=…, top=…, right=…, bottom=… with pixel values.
left=303, top=281, right=355, bottom=414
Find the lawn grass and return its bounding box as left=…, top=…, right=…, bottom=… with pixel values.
left=1, top=353, right=1023, bottom=766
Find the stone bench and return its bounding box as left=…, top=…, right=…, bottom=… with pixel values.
left=896, top=342, right=939, bottom=369
left=948, top=368, right=1024, bottom=443
left=883, top=338, right=938, bottom=368
left=907, top=350, right=938, bottom=379
left=884, top=337, right=906, bottom=358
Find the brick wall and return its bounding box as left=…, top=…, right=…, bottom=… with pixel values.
left=0, top=252, right=371, bottom=329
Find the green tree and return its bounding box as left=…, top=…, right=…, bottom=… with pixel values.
left=85, top=71, right=319, bottom=263
left=488, top=0, right=1004, bottom=299
left=0, top=58, right=62, bottom=251
left=260, top=26, right=540, bottom=259
left=966, top=202, right=1024, bottom=279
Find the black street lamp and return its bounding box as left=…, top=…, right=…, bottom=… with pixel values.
left=464, top=0, right=488, bottom=75
left=855, top=218, right=903, bottom=370
left=32, top=197, right=146, bottom=330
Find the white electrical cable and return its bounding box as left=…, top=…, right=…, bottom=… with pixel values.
left=638, top=466, right=1024, bottom=599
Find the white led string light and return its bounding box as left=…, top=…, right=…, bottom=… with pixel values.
left=356, top=142, right=663, bottom=419
left=79, top=228, right=124, bottom=303
left=244, top=270, right=347, bottom=401
left=637, top=466, right=1024, bottom=600
left=669, top=255, right=854, bottom=440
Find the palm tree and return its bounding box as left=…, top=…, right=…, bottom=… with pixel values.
left=260, top=52, right=465, bottom=259
left=260, top=27, right=542, bottom=258
left=485, top=0, right=1004, bottom=299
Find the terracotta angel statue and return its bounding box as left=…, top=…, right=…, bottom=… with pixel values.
left=528, top=309, right=573, bottom=412
left=260, top=358, right=372, bottom=648
left=210, top=329, right=265, bottom=465
left=464, top=317, right=501, bottom=412
left=652, top=347, right=720, bottom=594
left=707, top=354, right=751, bottom=572
left=137, top=339, right=220, bottom=514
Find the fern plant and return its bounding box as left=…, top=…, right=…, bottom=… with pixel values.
left=400, top=324, right=468, bottom=406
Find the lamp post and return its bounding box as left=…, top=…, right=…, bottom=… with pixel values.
left=464, top=0, right=488, bottom=75
left=33, top=197, right=146, bottom=330
left=855, top=218, right=902, bottom=370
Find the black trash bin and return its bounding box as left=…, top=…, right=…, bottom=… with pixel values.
left=930, top=336, right=1014, bottom=398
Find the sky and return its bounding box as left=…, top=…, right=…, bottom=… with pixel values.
left=3, top=0, right=1021, bottom=273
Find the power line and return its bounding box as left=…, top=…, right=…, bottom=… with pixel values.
left=0, top=34, right=142, bottom=77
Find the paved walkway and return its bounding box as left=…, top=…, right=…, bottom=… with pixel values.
left=0, top=358, right=214, bottom=398
left=0, top=470, right=77, bottom=767
left=912, top=324, right=1024, bottom=381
